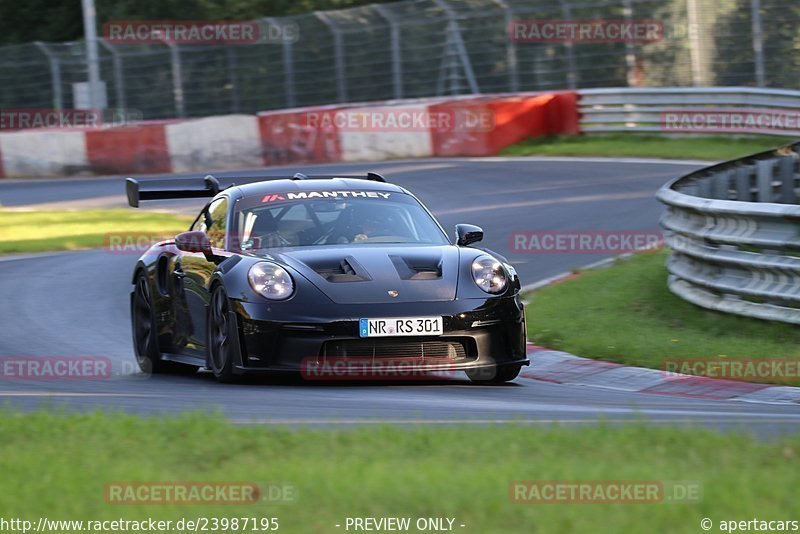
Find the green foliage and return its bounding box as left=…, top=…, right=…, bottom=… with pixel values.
left=0, top=410, right=798, bottom=532
left=0, top=0, right=395, bottom=46
left=0, top=209, right=193, bottom=254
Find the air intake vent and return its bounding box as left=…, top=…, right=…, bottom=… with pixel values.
left=310, top=256, right=371, bottom=283
left=390, top=254, right=442, bottom=280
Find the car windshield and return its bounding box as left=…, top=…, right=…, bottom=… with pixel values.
left=233, top=192, right=449, bottom=249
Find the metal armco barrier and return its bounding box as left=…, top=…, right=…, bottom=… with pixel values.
left=579, top=87, right=800, bottom=137
left=657, top=144, right=800, bottom=324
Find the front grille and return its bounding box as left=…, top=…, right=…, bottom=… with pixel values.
left=321, top=338, right=473, bottom=361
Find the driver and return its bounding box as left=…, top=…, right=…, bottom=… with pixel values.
left=335, top=205, right=394, bottom=243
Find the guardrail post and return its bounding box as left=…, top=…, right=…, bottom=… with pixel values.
left=711, top=170, right=732, bottom=200
left=756, top=159, right=775, bottom=202
left=99, top=39, right=126, bottom=111
left=735, top=166, right=753, bottom=201
left=698, top=176, right=712, bottom=198
left=373, top=4, right=404, bottom=100
left=315, top=12, right=348, bottom=103
left=778, top=156, right=796, bottom=204
left=34, top=41, right=63, bottom=110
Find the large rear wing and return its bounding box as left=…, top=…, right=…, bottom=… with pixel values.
left=126, top=175, right=221, bottom=208
left=125, top=172, right=387, bottom=208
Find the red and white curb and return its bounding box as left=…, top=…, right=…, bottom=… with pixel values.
left=523, top=344, right=800, bottom=405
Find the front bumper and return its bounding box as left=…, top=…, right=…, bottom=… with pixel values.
left=228, top=295, right=528, bottom=375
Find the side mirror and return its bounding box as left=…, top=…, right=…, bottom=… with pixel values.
left=175, top=231, right=213, bottom=256
left=455, top=224, right=484, bottom=247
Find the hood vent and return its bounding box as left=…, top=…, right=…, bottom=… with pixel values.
left=309, top=256, right=372, bottom=283
left=390, top=254, right=442, bottom=280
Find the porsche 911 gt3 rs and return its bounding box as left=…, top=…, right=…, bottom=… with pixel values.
left=128, top=172, right=528, bottom=384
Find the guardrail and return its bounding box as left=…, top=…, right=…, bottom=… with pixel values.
left=579, top=87, right=800, bottom=137
left=656, top=144, right=800, bottom=324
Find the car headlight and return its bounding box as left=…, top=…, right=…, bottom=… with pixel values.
left=248, top=262, right=294, bottom=300
left=471, top=254, right=507, bottom=294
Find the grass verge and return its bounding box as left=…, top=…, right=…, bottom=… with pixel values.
left=525, top=250, right=800, bottom=386
left=501, top=134, right=788, bottom=161
left=0, top=410, right=797, bottom=533
left=0, top=209, right=193, bottom=255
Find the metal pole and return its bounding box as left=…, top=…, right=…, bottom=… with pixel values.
left=99, top=39, right=126, bottom=111
left=750, top=0, right=766, bottom=87
left=623, top=0, right=638, bottom=87
left=373, top=4, right=404, bottom=100
left=686, top=0, right=705, bottom=86
left=160, top=38, right=185, bottom=118
left=315, top=12, right=348, bottom=103
left=34, top=42, right=63, bottom=110
left=265, top=18, right=296, bottom=108
left=433, top=0, right=480, bottom=94
left=558, top=0, right=578, bottom=89
left=81, top=0, right=103, bottom=109
left=493, top=0, right=519, bottom=93
left=226, top=45, right=241, bottom=113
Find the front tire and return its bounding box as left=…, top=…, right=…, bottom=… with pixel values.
left=466, top=364, right=522, bottom=384
left=207, top=285, right=238, bottom=383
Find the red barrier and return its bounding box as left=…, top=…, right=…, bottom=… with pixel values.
left=86, top=122, right=171, bottom=175
left=257, top=107, right=342, bottom=166
left=430, top=92, right=579, bottom=157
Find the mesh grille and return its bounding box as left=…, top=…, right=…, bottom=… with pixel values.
left=322, top=338, right=472, bottom=360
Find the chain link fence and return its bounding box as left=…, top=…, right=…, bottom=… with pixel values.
left=0, top=0, right=797, bottom=120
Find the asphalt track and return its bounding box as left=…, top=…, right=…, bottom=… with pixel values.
left=1, top=157, right=799, bottom=438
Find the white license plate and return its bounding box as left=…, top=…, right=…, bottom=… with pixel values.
left=359, top=317, right=443, bottom=338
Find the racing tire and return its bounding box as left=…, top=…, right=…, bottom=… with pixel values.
left=207, top=285, right=238, bottom=383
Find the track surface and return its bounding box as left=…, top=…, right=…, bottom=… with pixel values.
left=1, top=157, right=799, bottom=437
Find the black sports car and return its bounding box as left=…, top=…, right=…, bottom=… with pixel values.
left=128, top=172, right=528, bottom=384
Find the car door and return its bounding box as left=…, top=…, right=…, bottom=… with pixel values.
left=175, top=196, right=229, bottom=355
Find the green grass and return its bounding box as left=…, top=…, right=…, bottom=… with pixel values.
left=525, top=251, right=800, bottom=386
left=0, top=209, right=193, bottom=254
left=501, top=134, right=788, bottom=161
left=0, top=410, right=797, bottom=533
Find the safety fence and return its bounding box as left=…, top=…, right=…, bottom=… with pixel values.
left=2, top=0, right=799, bottom=119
